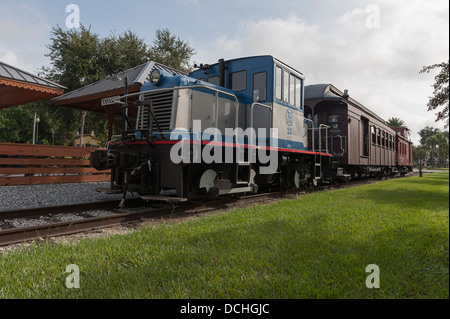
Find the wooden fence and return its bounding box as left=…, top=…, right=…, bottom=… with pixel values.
left=0, top=143, right=110, bottom=186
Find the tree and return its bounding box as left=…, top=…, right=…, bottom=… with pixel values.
left=0, top=26, right=196, bottom=145
left=426, top=134, right=439, bottom=168
left=413, top=145, right=429, bottom=176
left=433, top=132, right=449, bottom=167
left=40, top=26, right=153, bottom=145
left=148, top=28, right=196, bottom=72
left=43, top=25, right=103, bottom=89
left=40, top=25, right=102, bottom=145
left=0, top=105, right=35, bottom=143
left=424, top=132, right=449, bottom=168
left=420, top=60, right=449, bottom=127
left=97, top=29, right=150, bottom=77
left=386, top=117, right=406, bottom=127
left=418, top=126, right=441, bottom=146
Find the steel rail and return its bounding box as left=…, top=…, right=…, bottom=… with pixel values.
left=0, top=198, right=142, bottom=220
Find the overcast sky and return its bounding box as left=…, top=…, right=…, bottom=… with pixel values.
left=0, top=0, right=449, bottom=144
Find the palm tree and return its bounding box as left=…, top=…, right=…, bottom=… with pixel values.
left=386, top=117, right=406, bottom=127
left=434, top=132, right=449, bottom=167
left=426, top=135, right=439, bottom=168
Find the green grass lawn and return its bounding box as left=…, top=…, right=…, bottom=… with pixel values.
left=1, top=172, right=448, bottom=299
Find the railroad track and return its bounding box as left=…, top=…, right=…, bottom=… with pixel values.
left=0, top=172, right=418, bottom=247
left=0, top=193, right=278, bottom=247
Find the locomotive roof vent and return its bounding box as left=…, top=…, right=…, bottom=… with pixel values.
left=343, top=89, right=349, bottom=99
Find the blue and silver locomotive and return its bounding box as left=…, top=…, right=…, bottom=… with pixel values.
left=91, top=56, right=340, bottom=203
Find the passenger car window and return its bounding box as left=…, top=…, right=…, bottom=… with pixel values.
left=253, top=72, right=267, bottom=102
left=372, top=126, right=376, bottom=144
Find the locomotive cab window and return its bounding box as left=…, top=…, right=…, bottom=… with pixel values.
left=283, top=70, right=289, bottom=103
left=229, top=71, right=247, bottom=91
left=275, top=65, right=303, bottom=108
left=289, top=74, right=295, bottom=105
left=208, top=76, right=219, bottom=85
left=275, top=66, right=282, bottom=100
left=253, top=72, right=267, bottom=102
left=295, top=77, right=303, bottom=109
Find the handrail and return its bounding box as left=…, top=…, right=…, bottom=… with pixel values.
left=117, top=85, right=240, bottom=133
left=319, top=124, right=330, bottom=153
left=306, top=124, right=330, bottom=153
left=249, top=102, right=273, bottom=147
left=304, top=118, right=314, bottom=151
left=333, top=134, right=345, bottom=155
left=114, top=85, right=238, bottom=104
left=250, top=102, right=272, bottom=128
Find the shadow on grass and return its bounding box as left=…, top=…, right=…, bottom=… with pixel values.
left=398, top=173, right=449, bottom=187
left=354, top=174, right=449, bottom=211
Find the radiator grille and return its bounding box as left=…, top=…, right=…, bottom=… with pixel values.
left=137, top=91, right=174, bottom=131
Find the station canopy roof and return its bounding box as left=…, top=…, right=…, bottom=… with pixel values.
left=0, top=61, right=66, bottom=109
left=51, top=61, right=186, bottom=116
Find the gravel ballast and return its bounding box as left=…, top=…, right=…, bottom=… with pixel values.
left=0, top=182, right=130, bottom=211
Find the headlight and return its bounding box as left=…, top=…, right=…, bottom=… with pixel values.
left=150, top=69, right=162, bottom=85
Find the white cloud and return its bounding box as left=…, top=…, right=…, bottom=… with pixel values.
left=193, top=0, right=449, bottom=144
left=0, top=51, right=18, bottom=66
left=0, top=4, right=51, bottom=42
left=0, top=3, right=52, bottom=72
